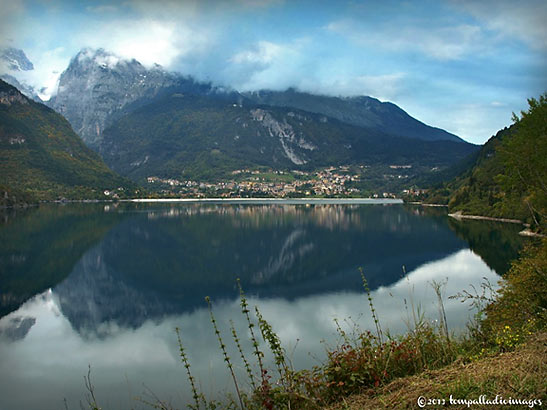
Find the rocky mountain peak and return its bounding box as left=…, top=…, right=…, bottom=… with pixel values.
left=49, top=48, right=183, bottom=147
left=70, top=48, right=146, bottom=74
left=48, top=48, right=235, bottom=149
left=0, top=48, right=41, bottom=101
left=0, top=47, right=34, bottom=72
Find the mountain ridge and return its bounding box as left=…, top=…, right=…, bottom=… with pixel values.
left=99, top=91, right=477, bottom=185
left=48, top=48, right=466, bottom=150
left=244, top=88, right=463, bottom=143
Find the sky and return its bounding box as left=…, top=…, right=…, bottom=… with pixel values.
left=0, top=0, right=546, bottom=144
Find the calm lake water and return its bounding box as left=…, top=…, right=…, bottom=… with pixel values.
left=0, top=201, right=527, bottom=409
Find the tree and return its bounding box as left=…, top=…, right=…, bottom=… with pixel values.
left=497, top=93, right=547, bottom=231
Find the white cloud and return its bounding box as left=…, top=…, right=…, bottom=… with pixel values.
left=225, top=39, right=305, bottom=91
left=123, top=0, right=202, bottom=20
left=0, top=0, right=25, bottom=48
left=452, top=0, right=547, bottom=50
left=326, top=19, right=483, bottom=60
left=76, top=19, right=214, bottom=69
left=414, top=24, right=482, bottom=60
left=12, top=47, right=70, bottom=100
left=230, top=41, right=285, bottom=65
left=303, top=73, right=406, bottom=101
left=236, top=0, right=285, bottom=8
left=224, top=38, right=407, bottom=100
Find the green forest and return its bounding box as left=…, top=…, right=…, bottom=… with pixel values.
left=416, top=94, right=547, bottom=233
left=0, top=80, right=137, bottom=207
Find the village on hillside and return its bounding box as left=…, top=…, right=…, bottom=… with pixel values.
left=145, top=165, right=423, bottom=198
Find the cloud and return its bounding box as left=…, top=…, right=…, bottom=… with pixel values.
left=124, top=0, right=202, bottom=19
left=326, top=19, right=483, bottom=60
left=224, top=39, right=306, bottom=91
left=452, top=0, right=547, bottom=50
left=224, top=38, right=406, bottom=100
left=299, top=72, right=406, bottom=101
left=75, top=19, right=214, bottom=69
left=443, top=103, right=510, bottom=143
left=7, top=47, right=70, bottom=101
left=230, top=40, right=286, bottom=66
left=0, top=0, right=25, bottom=48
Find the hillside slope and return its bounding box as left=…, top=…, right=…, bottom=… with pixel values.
left=418, top=94, right=546, bottom=231
left=99, top=93, right=477, bottom=183
left=0, top=80, right=135, bottom=204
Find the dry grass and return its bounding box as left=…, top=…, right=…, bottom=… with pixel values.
left=327, top=333, right=547, bottom=409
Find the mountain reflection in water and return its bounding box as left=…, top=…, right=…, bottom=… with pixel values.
left=53, top=203, right=467, bottom=335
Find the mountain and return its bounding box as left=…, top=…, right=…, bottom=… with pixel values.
left=0, top=47, right=34, bottom=72
left=0, top=79, right=136, bottom=204
left=0, top=47, right=41, bottom=101
left=50, top=48, right=466, bottom=151
left=244, top=88, right=463, bottom=143
left=0, top=203, right=124, bottom=316
left=46, top=48, right=476, bottom=190
left=48, top=48, right=231, bottom=148
left=99, top=92, right=477, bottom=183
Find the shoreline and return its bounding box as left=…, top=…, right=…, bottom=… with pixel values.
left=448, top=211, right=545, bottom=237
left=448, top=211, right=523, bottom=224
left=126, top=197, right=404, bottom=204
left=0, top=197, right=404, bottom=209
left=406, top=201, right=448, bottom=207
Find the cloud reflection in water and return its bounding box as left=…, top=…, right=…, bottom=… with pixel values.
left=0, top=249, right=497, bottom=409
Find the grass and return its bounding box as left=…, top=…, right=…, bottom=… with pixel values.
left=326, top=332, right=546, bottom=409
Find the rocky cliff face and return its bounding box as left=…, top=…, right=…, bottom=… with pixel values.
left=250, top=108, right=317, bottom=165
left=48, top=48, right=216, bottom=148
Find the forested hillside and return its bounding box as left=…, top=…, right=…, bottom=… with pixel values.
left=0, top=80, right=136, bottom=205
left=99, top=93, right=477, bottom=184
left=418, top=94, right=546, bottom=232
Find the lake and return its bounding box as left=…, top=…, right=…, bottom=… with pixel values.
left=0, top=201, right=527, bottom=409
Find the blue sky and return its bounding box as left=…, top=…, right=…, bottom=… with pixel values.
left=1, top=0, right=545, bottom=144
